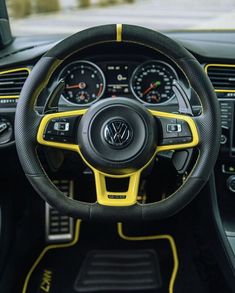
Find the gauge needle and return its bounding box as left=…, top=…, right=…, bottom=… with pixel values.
left=143, top=81, right=161, bottom=96
left=66, top=84, right=81, bottom=89
left=66, top=82, right=86, bottom=89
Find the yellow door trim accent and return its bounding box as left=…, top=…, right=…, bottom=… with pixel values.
left=22, top=219, right=81, bottom=293
left=205, top=63, right=235, bottom=93
left=0, top=67, right=31, bottom=99
left=117, top=223, right=178, bottom=293
left=116, top=24, right=122, bottom=42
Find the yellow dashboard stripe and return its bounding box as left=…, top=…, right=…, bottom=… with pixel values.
left=117, top=223, right=178, bottom=293
left=22, top=219, right=81, bottom=293
left=116, top=24, right=122, bottom=42
left=0, top=67, right=31, bottom=99
left=0, top=95, right=19, bottom=99
left=205, top=63, right=235, bottom=93
left=0, top=67, right=30, bottom=76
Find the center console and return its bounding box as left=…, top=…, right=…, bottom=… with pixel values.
left=214, top=92, right=235, bottom=255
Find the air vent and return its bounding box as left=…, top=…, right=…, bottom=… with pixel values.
left=205, top=64, right=235, bottom=91
left=0, top=68, right=30, bottom=98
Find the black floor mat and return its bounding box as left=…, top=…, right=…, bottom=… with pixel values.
left=74, top=250, right=161, bottom=292
left=21, top=220, right=208, bottom=293
left=22, top=221, right=175, bottom=293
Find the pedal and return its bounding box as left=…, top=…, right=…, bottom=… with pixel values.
left=45, top=180, right=74, bottom=243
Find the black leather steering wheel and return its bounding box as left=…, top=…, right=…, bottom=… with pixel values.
left=15, top=24, right=221, bottom=221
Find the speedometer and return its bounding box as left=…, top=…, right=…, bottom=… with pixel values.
left=60, top=61, right=105, bottom=105
left=130, top=61, right=178, bottom=104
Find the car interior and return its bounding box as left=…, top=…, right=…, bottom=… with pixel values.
left=1, top=0, right=235, bottom=292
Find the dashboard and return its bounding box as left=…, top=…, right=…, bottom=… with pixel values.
left=0, top=31, right=235, bottom=151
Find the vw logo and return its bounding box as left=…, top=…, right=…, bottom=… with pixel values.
left=103, top=119, right=133, bottom=148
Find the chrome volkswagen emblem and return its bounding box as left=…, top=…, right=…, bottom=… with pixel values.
left=103, top=119, right=133, bottom=148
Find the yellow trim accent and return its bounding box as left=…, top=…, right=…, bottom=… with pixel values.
left=94, top=169, right=142, bottom=206
left=0, top=95, right=19, bottom=99
left=37, top=109, right=199, bottom=207
left=22, top=219, right=81, bottom=293
left=150, top=110, right=199, bottom=152
left=37, top=109, right=199, bottom=154
left=37, top=109, right=87, bottom=152
left=0, top=67, right=31, bottom=99
left=116, top=24, right=122, bottom=42
left=78, top=148, right=152, bottom=206
left=117, top=223, right=178, bottom=293
left=37, top=108, right=154, bottom=206
left=205, top=63, right=235, bottom=93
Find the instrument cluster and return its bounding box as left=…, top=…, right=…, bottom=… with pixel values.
left=59, top=59, right=179, bottom=106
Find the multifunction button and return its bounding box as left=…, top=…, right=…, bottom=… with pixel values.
left=159, top=117, right=192, bottom=145
left=166, top=123, right=181, bottom=133
left=44, top=116, right=77, bottom=143
left=54, top=122, right=70, bottom=132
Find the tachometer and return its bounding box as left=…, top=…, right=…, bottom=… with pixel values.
left=60, top=61, right=105, bottom=105
left=130, top=61, right=178, bottom=104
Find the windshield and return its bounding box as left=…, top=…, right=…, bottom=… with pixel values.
left=6, top=0, right=235, bottom=36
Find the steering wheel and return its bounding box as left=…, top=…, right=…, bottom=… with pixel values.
left=15, top=24, right=220, bottom=221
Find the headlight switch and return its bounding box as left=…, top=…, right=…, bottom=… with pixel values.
left=0, top=117, right=13, bottom=145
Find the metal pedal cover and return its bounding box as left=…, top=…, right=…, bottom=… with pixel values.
left=45, top=180, right=74, bottom=243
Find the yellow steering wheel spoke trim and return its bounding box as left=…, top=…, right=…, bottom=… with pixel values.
left=149, top=110, right=199, bottom=152
left=37, top=109, right=145, bottom=206
left=37, top=109, right=87, bottom=152
left=94, top=170, right=141, bottom=206
left=77, top=148, right=157, bottom=206
left=37, top=109, right=199, bottom=207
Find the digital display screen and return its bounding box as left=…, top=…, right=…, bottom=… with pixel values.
left=106, top=64, right=130, bottom=96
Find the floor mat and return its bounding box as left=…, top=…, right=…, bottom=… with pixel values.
left=22, top=220, right=176, bottom=293
left=118, top=221, right=208, bottom=293
left=74, top=249, right=161, bottom=292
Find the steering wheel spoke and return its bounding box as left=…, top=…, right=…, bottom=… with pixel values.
left=37, top=109, right=87, bottom=152
left=149, top=110, right=199, bottom=152
left=94, top=170, right=141, bottom=206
